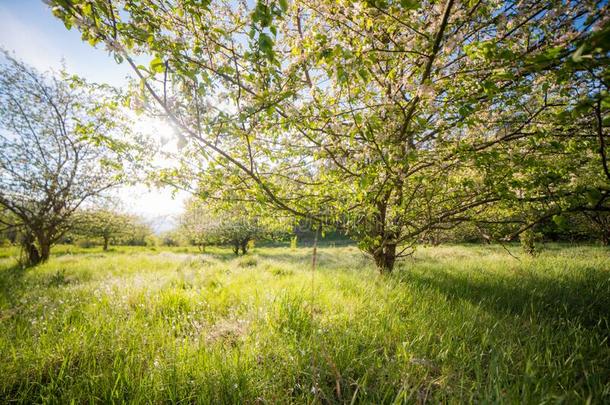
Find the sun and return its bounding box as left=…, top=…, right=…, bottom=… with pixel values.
left=112, top=114, right=187, bottom=223
left=132, top=114, right=177, bottom=150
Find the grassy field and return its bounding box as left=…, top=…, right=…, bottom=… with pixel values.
left=0, top=244, right=609, bottom=404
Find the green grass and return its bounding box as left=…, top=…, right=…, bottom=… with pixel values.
left=0, top=244, right=609, bottom=403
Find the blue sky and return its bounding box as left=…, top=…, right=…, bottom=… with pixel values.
left=0, top=0, right=186, bottom=229
left=0, top=0, right=132, bottom=86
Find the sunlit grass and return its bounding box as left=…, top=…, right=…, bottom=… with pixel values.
left=0, top=244, right=608, bottom=403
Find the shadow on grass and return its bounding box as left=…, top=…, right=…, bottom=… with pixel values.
left=0, top=261, right=74, bottom=310
left=396, top=265, right=610, bottom=331
left=0, top=263, right=30, bottom=309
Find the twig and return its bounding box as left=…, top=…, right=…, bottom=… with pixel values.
left=499, top=241, right=521, bottom=262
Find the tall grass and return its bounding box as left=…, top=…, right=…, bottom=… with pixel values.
left=0, top=244, right=608, bottom=403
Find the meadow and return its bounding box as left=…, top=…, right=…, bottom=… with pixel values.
left=0, top=244, right=609, bottom=404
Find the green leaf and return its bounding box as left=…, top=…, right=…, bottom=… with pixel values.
left=258, top=33, right=274, bottom=59
left=81, top=3, right=93, bottom=16
left=336, top=66, right=348, bottom=83
left=571, top=44, right=585, bottom=63
left=150, top=57, right=165, bottom=74
left=400, top=0, right=420, bottom=10
left=253, top=1, right=272, bottom=27
left=552, top=214, right=568, bottom=230
left=586, top=189, right=602, bottom=205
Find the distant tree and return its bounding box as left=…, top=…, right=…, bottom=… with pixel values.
left=218, top=211, right=265, bottom=255
left=122, top=220, right=154, bottom=246
left=72, top=208, right=147, bottom=250
left=179, top=198, right=219, bottom=252
left=180, top=197, right=287, bottom=255
left=159, top=230, right=181, bottom=247
left=0, top=52, right=136, bottom=265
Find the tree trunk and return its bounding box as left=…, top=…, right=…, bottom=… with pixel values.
left=372, top=243, right=397, bottom=274
left=24, top=235, right=41, bottom=266
left=240, top=239, right=248, bottom=255
left=22, top=232, right=50, bottom=266
left=103, top=236, right=109, bottom=251
left=27, top=244, right=41, bottom=265
left=38, top=236, right=51, bottom=262
left=233, top=243, right=240, bottom=255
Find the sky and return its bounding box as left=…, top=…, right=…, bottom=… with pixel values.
left=0, top=0, right=187, bottom=232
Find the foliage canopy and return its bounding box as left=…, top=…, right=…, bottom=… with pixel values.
left=48, top=0, right=610, bottom=271
left=0, top=52, right=138, bottom=264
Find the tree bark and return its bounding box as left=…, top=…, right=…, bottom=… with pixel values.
left=21, top=232, right=50, bottom=266
left=372, top=243, right=397, bottom=274
left=25, top=236, right=41, bottom=266
left=232, top=243, right=240, bottom=255
left=240, top=239, right=248, bottom=255
left=38, top=235, right=51, bottom=262
left=103, top=236, right=109, bottom=251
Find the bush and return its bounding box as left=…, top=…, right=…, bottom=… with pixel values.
left=76, top=239, right=96, bottom=248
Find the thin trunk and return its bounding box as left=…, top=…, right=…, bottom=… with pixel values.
left=240, top=239, right=248, bottom=255
left=233, top=243, right=240, bottom=255
left=103, top=236, right=109, bottom=251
